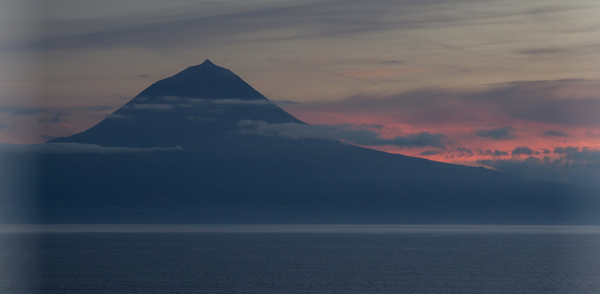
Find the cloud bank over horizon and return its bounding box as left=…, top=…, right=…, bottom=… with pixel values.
left=280, top=79, right=600, bottom=165
left=0, top=143, right=183, bottom=154
left=238, top=120, right=448, bottom=149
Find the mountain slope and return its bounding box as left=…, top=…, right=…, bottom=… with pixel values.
left=42, top=61, right=600, bottom=224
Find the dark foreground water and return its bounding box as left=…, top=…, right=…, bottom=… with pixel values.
left=1, top=225, right=600, bottom=294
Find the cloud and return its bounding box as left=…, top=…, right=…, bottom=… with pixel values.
left=123, top=103, right=174, bottom=110
left=38, top=135, right=57, bottom=141
left=37, top=116, right=66, bottom=125
left=0, top=143, right=183, bottom=154
left=272, top=100, right=299, bottom=106
left=149, top=97, right=274, bottom=107
left=586, top=131, right=600, bottom=138
left=17, top=0, right=486, bottom=51
left=553, top=146, right=600, bottom=164
left=74, top=105, right=114, bottom=112
left=380, top=60, right=402, bottom=65
left=419, top=150, right=443, bottom=156
left=0, top=106, right=44, bottom=116
left=238, top=120, right=447, bottom=149
left=0, top=122, right=16, bottom=130
left=477, top=149, right=509, bottom=156
left=542, top=130, right=568, bottom=137
left=455, top=147, right=474, bottom=157
left=287, top=79, right=600, bottom=127
left=516, top=43, right=600, bottom=56
left=436, top=147, right=474, bottom=159
left=474, top=127, right=516, bottom=140
left=511, top=146, right=534, bottom=156
left=22, top=0, right=597, bottom=54
left=186, top=115, right=216, bottom=122
left=212, top=99, right=273, bottom=105
left=477, top=146, right=600, bottom=187
left=105, top=114, right=131, bottom=119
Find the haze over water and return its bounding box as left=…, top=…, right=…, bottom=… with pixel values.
left=2, top=225, right=600, bottom=294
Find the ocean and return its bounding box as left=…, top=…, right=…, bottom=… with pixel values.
left=1, top=225, right=600, bottom=293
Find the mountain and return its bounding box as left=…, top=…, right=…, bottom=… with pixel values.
left=40, top=60, right=600, bottom=224
left=51, top=60, right=303, bottom=148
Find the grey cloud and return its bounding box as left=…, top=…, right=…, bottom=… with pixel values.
left=0, top=122, right=16, bottom=130
left=552, top=146, right=600, bottom=165
left=487, top=78, right=587, bottom=86
left=443, top=147, right=473, bottom=159
left=186, top=115, right=216, bottom=122
left=74, top=105, right=114, bottom=112
left=155, top=97, right=273, bottom=107
left=1, top=105, right=114, bottom=120
left=288, top=79, right=600, bottom=127
left=0, top=143, right=183, bottom=154
left=518, top=48, right=569, bottom=55
left=478, top=149, right=509, bottom=156
left=477, top=146, right=600, bottom=187
left=512, top=146, right=534, bottom=156
left=19, top=1, right=443, bottom=51
left=38, top=135, right=57, bottom=141
left=455, top=147, right=474, bottom=157
left=105, top=114, right=131, bottom=119
left=212, top=99, right=273, bottom=105
left=553, top=146, right=579, bottom=155
left=517, top=43, right=600, bottom=56
left=475, top=127, right=516, bottom=140
left=419, top=150, right=443, bottom=156
left=586, top=131, right=600, bottom=138
left=124, top=103, right=174, bottom=110
left=37, top=116, right=66, bottom=125
left=542, top=130, right=568, bottom=137
left=0, top=106, right=44, bottom=116
left=491, top=150, right=509, bottom=156
left=20, top=0, right=593, bottom=52
left=272, top=100, right=299, bottom=106
left=238, top=120, right=447, bottom=149
left=380, top=60, right=403, bottom=65
left=477, top=157, right=557, bottom=182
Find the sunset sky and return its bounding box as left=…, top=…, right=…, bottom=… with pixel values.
left=1, top=0, right=600, bottom=186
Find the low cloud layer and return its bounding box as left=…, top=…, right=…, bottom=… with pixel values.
left=123, top=98, right=275, bottom=110
left=238, top=120, right=447, bottom=149
left=0, top=143, right=183, bottom=154
left=477, top=146, right=600, bottom=188
left=123, top=104, right=174, bottom=111
left=511, top=146, right=535, bottom=156
left=475, top=127, right=516, bottom=140
left=212, top=99, right=272, bottom=105
left=542, top=130, right=568, bottom=137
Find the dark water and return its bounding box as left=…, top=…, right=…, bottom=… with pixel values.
left=2, top=226, right=600, bottom=293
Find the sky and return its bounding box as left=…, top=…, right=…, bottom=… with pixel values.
left=1, top=0, right=600, bottom=186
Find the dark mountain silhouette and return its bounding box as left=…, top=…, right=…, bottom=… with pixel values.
left=41, top=60, right=600, bottom=224
left=51, top=60, right=303, bottom=148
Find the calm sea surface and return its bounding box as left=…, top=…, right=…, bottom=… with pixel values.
left=1, top=225, right=600, bottom=294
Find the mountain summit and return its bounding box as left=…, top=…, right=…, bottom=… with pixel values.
left=50, top=60, right=303, bottom=147
left=135, top=60, right=269, bottom=100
